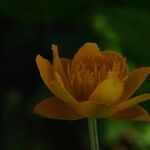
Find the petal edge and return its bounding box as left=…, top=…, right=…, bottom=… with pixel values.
left=110, top=106, right=150, bottom=121
left=111, top=93, right=150, bottom=115
left=122, top=67, right=150, bottom=100
left=36, top=55, right=54, bottom=89
left=34, top=97, right=83, bottom=120
left=89, top=72, right=123, bottom=105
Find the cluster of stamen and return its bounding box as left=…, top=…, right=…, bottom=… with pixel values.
left=64, top=53, right=127, bottom=102
left=66, top=62, right=108, bottom=101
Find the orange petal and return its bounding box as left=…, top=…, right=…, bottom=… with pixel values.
left=90, top=94, right=150, bottom=119
left=36, top=55, right=54, bottom=89
left=110, top=106, right=150, bottom=121
left=61, top=58, right=71, bottom=70
left=103, top=51, right=128, bottom=79
left=110, top=94, right=150, bottom=115
left=48, top=73, right=78, bottom=106
left=34, top=97, right=83, bottom=120
left=52, top=45, right=68, bottom=84
left=71, top=43, right=101, bottom=70
left=121, top=67, right=150, bottom=100
left=60, top=58, right=73, bottom=90
left=89, top=72, right=123, bottom=105
left=76, top=100, right=110, bottom=118
left=74, top=42, right=101, bottom=57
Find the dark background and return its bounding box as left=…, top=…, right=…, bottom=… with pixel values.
left=1, top=0, right=150, bottom=150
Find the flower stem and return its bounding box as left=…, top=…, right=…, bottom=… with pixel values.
left=88, top=117, right=100, bottom=150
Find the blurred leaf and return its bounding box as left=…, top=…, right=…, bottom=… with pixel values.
left=105, top=120, right=150, bottom=149
left=91, top=13, right=121, bottom=52
left=100, top=7, right=150, bottom=66
left=105, top=120, right=131, bottom=143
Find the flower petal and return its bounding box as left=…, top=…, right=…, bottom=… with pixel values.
left=103, top=51, right=128, bottom=79
left=71, top=42, right=102, bottom=70
left=121, top=67, right=150, bottom=100
left=34, top=97, right=83, bottom=120
left=110, top=106, right=150, bottom=121
left=49, top=77, right=78, bottom=106
left=60, top=58, right=73, bottom=90
left=110, top=94, right=150, bottom=115
left=76, top=100, right=110, bottom=118
left=52, top=45, right=68, bottom=84
left=36, top=55, right=54, bottom=89
left=51, top=89, right=110, bottom=118
left=89, top=72, right=123, bottom=105
left=61, top=58, right=71, bottom=70
left=36, top=55, right=77, bottom=106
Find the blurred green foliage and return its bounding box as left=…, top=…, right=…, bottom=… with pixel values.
left=0, top=0, right=150, bottom=150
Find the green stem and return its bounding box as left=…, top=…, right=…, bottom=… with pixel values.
left=88, top=117, right=100, bottom=150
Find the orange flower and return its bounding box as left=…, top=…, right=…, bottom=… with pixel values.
left=34, top=43, right=150, bottom=121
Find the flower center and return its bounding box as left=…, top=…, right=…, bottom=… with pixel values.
left=65, top=52, right=127, bottom=102
left=66, top=61, right=110, bottom=101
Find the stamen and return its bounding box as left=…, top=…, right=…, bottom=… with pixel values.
left=98, top=71, right=101, bottom=81
left=90, top=72, right=94, bottom=79
left=71, top=78, right=74, bottom=85
left=66, top=52, right=127, bottom=102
